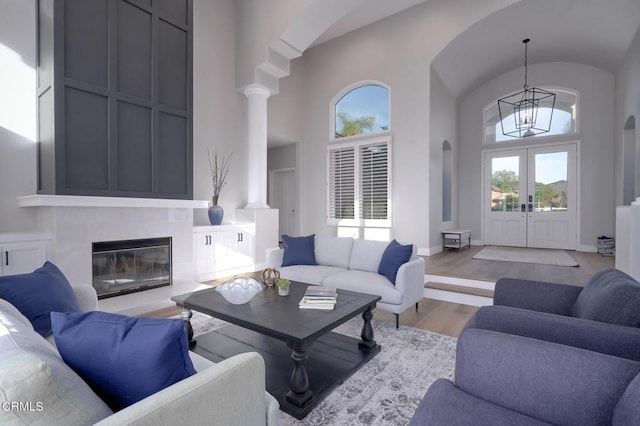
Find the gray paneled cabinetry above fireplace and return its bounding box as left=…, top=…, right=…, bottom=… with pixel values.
left=36, top=0, right=193, bottom=199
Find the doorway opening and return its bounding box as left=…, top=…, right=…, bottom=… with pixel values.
left=269, top=168, right=298, bottom=240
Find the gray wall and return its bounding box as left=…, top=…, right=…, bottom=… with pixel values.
left=0, top=0, right=248, bottom=230
left=0, top=0, right=38, bottom=232
left=615, top=28, right=640, bottom=207
left=275, top=12, right=432, bottom=245
left=458, top=61, right=616, bottom=250
left=2, top=0, right=630, bottom=255
left=268, top=143, right=297, bottom=171
left=429, top=69, right=458, bottom=250
left=267, top=0, right=513, bottom=250
left=192, top=0, right=248, bottom=226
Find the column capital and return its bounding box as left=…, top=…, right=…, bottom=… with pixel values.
left=243, top=84, right=273, bottom=99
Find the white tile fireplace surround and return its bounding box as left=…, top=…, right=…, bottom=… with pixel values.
left=18, top=195, right=210, bottom=314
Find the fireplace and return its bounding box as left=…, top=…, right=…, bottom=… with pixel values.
left=92, top=237, right=172, bottom=299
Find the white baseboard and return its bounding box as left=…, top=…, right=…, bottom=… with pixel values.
left=424, top=242, right=595, bottom=254
left=417, top=247, right=434, bottom=256
left=423, top=274, right=494, bottom=307
left=423, top=288, right=493, bottom=307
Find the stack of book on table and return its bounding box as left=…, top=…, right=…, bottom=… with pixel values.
left=299, top=285, right=337, bottom=310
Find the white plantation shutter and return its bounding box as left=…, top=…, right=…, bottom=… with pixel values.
left=328, top=147, right=355, bottom=219
left=327, top=137, right=391, bottom=224
left=359, top=142, right=388, bottom=220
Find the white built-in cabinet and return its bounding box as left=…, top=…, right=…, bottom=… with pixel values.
left=0, top=233, right=51, bottom=276
left=193, top=224, right=255, bottom=282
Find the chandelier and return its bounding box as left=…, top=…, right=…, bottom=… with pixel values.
left=497, top=38, right=555, bottom=138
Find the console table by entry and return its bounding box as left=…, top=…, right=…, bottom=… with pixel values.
left=442, top=229, right=471, bottom=250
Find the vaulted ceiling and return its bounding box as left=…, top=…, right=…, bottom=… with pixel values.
left=309, top=0, right=640, bottom=100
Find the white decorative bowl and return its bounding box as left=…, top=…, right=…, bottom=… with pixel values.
left=215, top=278, right=263, bottom=304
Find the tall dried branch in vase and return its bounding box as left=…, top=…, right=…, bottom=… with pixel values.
left=208, top=148, right=232, bottom=205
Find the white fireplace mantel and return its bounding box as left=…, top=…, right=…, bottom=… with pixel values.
left=16, top=194, right=206, bottom=314
left=18, top=194, right=210, bottom=209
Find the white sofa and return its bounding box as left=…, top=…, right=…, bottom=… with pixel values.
left=0, top=285, right=280, bottom=426
left=267, top=236, right=425, bottom=328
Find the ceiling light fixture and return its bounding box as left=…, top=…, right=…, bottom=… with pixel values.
left=497, top=38, right=555, bottom=138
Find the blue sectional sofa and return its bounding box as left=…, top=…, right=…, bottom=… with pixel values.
left=410, top=328, right=640, bottom=426
left=469, top=268, right=640, bottom=360
left=410, top=268, right=640, bottom=425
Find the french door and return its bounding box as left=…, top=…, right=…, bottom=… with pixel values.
left=483, top=144, right=577, bottom=249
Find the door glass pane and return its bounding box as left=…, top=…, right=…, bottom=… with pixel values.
left=534, top=152, right=568, bottom=212
left=491, top=156, right=520, bottom=211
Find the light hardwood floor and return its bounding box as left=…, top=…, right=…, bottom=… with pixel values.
left=146, top=247, right=615, bottom=338
left=425, top=245, right=614, bottom=285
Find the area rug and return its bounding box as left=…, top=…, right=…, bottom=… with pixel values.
left=472, top=246, right=579, bottom=267
left=190, top=312, right=457, bottom=425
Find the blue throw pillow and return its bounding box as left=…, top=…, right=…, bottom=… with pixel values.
left=51, top=311, right=196, bottom=411
left=282, top=234, right=317, bottom=266
left=378, top=240, right=413, bottom=285
left=0, top=261, right=81, bottom=337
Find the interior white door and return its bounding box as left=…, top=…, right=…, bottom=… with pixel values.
left=270, top=169, right=297, bottom=239
left=483, top=144, right=577, bottom=249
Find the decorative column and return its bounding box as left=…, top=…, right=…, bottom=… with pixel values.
left=243, top=85, right=272, bottom=208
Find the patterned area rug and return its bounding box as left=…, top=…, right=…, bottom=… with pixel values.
left=473, top=246, right=579, bottom=267
left=190, top=312, right=457, bottom=425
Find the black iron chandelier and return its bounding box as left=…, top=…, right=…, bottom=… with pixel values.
left=498, top=38, right=555, bottom=138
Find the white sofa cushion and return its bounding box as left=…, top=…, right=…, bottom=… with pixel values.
left=0, top=298, right=32, bottom=328
left=0, top=308, right=113, bottom=425
left=323, top=270, right=403, bottom=305
left=315, top=236, right=354, bottom=269
left=349, top=239, right=390, bottom=273
left=278, top=265, right=346, bottom=285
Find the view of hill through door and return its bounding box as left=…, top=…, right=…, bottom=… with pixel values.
left=483, top=144, right=577, bottom=249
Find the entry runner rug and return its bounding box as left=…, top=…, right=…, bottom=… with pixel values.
left=473, top=245, right=579, bottom=267
left=190, top=312, right=457, bottom=425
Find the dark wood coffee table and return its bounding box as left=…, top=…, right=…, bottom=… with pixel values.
left=172, top=281, right=381, bottom=419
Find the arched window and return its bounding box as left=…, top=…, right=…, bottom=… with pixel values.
left=484, top=88, right=578, bottom=144
left=333, top=84, right=389, bottom=139
left=328, top=83, right=391, bottom=226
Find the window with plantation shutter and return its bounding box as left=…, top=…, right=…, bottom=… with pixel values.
left=327, top=136, right=391, bottom=226
left=328, top=147, right=355, bottom=220
left=360, top=142, right=388, bottom=220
